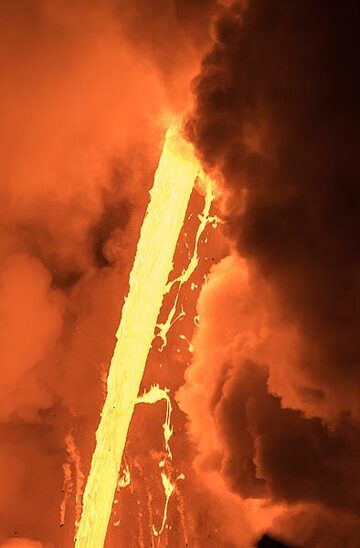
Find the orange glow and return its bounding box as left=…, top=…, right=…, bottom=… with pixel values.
left=61, top=432, right=85, bottom=530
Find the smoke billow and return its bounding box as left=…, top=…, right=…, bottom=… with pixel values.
left=181, top=1, right=360, bottom=546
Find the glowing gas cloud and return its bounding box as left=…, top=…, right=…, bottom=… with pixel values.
left=75, top=124, right=204, bottom=547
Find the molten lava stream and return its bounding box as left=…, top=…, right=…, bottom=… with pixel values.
left=75, top=124, right=203, bottom=547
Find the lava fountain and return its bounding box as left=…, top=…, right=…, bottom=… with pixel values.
left=75, top=123, right=204, bottom=547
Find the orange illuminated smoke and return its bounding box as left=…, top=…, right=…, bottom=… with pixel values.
left=75, top=124, right=203, bottom=547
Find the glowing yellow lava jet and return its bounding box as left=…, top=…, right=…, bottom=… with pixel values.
left=75, top=124, right=202, bottom=547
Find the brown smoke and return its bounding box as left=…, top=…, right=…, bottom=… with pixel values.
left=181, top=1, right=360, bottom=546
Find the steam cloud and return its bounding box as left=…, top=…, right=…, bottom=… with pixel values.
left=0, top=0, right=215, bottom=544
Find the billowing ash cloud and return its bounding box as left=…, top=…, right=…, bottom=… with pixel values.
left=187, top=0, right=360, bottom=421
left=180, top=1, right=360, bottom=546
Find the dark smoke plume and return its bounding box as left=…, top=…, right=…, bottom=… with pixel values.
left=182, top=1, right=360, bottom=546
